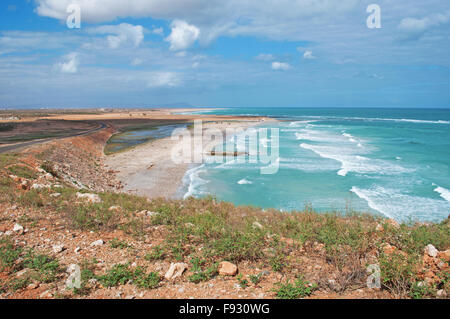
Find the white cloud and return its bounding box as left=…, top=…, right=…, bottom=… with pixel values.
left=35, top=0, right=360, bottom=42
left=152, top=27, right=164, bottom=36
left=131, top=58, right=143, bottom=66
left=147, top=72, right=181, bottom=88
left=398, top=11, right=450, bottom=40
left=165, top=20, right=200, bottom=51
left=303, top=50, right=315, bottom=59
left=89, top=23, right=144, bottom=49
left=271, top=62, right=290, bottom=71
left=55, top=53, right=79, bottom=74
left=256, top=53, right=275, bottom=61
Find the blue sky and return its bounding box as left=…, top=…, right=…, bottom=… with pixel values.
left=0, top=0, right=449, bottom=108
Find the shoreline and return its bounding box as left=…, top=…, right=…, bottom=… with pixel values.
left=105, top=118, right=275, bottom=199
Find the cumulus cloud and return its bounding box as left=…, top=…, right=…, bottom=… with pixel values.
left=152, top=27, right=164, bottom=36
left=147, top=72, right=181, bottom=88
left=398, top=11, right=450, bottom=40
left=271, top=62, right=290, bottom=71
left=165, top=20, right=200, bottom=51
left=131, top=58, right=143, bottom=66
left=55, top=53, right=79, bottom=73
left=303, top=50, right=316, bottom=59
left=256, top=53, right=275, bottom=61
left=35, top=0, right=360, bottom=42
left=89, top=23, right=144, bottom=49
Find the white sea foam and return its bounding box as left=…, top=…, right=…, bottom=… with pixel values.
left=296, top=116, right=450, bottom=125
left=289, top=120, right=315, bottom=127
left=433, top=185, right=450, bottom=202
left=237, top=178, right=253, bottom=185
left=279, top=157, right=341, bottom=172
left=183, top=164, right=207, bottom=199
left=299, top=143, right=411, bottom=177
left=351, top=186, right=450, bottom=222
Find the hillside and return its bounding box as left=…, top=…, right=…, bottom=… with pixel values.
left=0, top=131, right=448, bottom=299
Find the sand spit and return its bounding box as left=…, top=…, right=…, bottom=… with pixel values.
left=105, top=120, right=274, bottom=199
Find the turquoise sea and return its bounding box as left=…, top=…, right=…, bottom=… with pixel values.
left=181, top=108, right=450, bottom=222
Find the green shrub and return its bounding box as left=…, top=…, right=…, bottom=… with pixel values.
left=144, top=245, right=165, bottom=261
left=273, top=277, right=317, bottom=299
left=23, top=250, right=60, bottom=283
left=110, top=238, right=130, bottom=249
left=97, top=264, right=160, bottom=289
left=7, top=165, right=36, bottom=179
left=0, top=239, right=22, bottom=271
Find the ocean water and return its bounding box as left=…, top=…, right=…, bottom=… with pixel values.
left=182, top=108, right=450, bottom=222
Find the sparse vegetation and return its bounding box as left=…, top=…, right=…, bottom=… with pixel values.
left=7, top=165, right=36, bottom=179
left=273, top=277, right=317, bottom=299
left=0, top=153, right=448, bottom=299
left=97, top=263, right=161, bottom=289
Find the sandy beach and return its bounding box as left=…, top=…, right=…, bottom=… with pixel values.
left=105, top=119, right=273, bottom=199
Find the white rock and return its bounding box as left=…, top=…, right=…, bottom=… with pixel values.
left=90, top=239, right=104, bottom=247
left=74, top=247, right=81, bottom=253
left=437, top=289, right=447, bottom=297
left=146, top=211, right=159, bottom=217
left=13, top=223, right=24, bottom=233
left=108, top=206, right=121, bottom=211
left=40, top=290, right=53, bottom=298
left=50, top=193, right=61, bottom=198
left=52, top=244, right=65, bottom=254
left=424, top=244, right=439, bottom=258
left=31, top=184, right=50, bottom=189
left=76, top=192, right=102, bottom=204
left=252, top=221, right=263, bottom=229
left=164, top=263, right=188, bottom=280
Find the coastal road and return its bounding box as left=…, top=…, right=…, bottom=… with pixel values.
left=0, top=121, right=108, bottom=154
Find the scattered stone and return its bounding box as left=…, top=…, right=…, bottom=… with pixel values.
left=146, top=211, right=159, bottom=217
left=5, top=231, right=13, bottom=236
left=382, top=243, right=397, bottom=255
left=424, top=244, right=438, bottom=258
left=252, top=221, right=263, bottom=229
left=437, top=289, right=447, bottom=297
left=76, top=192, right=102, bottom=203
left=164, top=263, right=188, bottom=280
left=31, top=184, right=50, bottom=190
left=13, top=223, right=23, bottom=233
left=16, top=268, right=29, bottom=278
left=39, top=290, right=53, bottom=298
left=27, top=283, right=39, bottom=290
left=219, top=261, right=238, bottom=276
left=375, top=224, right=384, bottom=231
left=52, top=244, right=65, bottom=254
left=90, top=239, right=104, bottom=247
left=20, top=180, right=30, bottom=190
left=108, top=206, right=121, bottom=211
left=74, top=247, right=81, bottom=254
left=178, top=287, right=185, bottom=293
left=50, top=193, right=61, bottom=198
